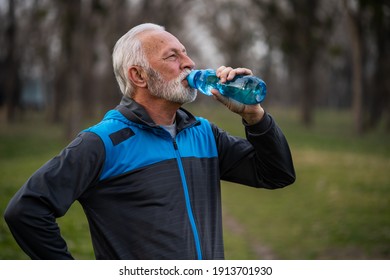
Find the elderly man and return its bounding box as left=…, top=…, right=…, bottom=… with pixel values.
left=5, top=23, right=295, bottom=260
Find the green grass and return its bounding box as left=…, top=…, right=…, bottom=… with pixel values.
left=1, top=105, right=389, bottom=259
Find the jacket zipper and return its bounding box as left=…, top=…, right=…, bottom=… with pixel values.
left=172, top=139, right=203, bottom=260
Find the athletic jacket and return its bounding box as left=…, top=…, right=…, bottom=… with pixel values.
left=4, top=97, right=295, bottom=260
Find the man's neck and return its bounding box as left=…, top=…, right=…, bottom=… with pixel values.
left=133, top=94, right=179, bottom=126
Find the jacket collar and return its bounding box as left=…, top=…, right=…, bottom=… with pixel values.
left=116, top=96, right=200, bottom=132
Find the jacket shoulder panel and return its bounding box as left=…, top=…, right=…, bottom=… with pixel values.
left=176, top=117, right=218, bottom=159
left=84, top=120, right=174, bottom=181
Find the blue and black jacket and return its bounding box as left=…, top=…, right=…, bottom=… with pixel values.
left=4, top=97, right=295, bottom=260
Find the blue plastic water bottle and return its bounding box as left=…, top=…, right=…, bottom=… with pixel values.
left=186, top=69, right=267, bottom=105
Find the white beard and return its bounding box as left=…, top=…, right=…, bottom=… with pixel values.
left=146, top=68, right=197, bottom=104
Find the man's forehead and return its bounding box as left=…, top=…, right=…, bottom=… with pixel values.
left=139, top=30, right=184, bottom=55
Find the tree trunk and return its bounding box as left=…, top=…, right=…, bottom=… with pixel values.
left=64, top=0, right=83, bottom=140
left=4, top=0, right=21, bottom=122
left=344, top=0, right=364, bottom=134
left=367, top=1, right=390, bottom=132
left=301, top=62, right=315, bottom=127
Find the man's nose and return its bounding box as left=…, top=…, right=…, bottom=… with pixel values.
left=181, top=54, right=195, bottom=70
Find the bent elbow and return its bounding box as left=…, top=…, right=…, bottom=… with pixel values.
left=278, top=166, right=296, bottom=188
left=275, top=161, right=296, bottom=188
left=4, top=199, right=23, bottom=228
left=281, top=172, right=296, bottom=187
left=262, top=169, right=296, bottom=189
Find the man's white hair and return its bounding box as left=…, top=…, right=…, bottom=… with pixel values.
left=112, top=23, right=165, bottom=97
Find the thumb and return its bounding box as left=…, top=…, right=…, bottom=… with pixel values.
left=210, top=89, right=245, bottom=114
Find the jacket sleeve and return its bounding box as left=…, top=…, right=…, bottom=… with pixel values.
left=3, top=132, right=104, bottom=259
left=212, top=112, right=295, bottom=189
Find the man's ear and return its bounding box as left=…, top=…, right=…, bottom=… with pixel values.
left=128, top=66, right=147, bottom=88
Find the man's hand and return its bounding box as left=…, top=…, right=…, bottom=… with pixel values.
left=211, top=66, right=265, bottom=125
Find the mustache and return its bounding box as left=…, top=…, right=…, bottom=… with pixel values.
left=179, top=69, right=192, bottom=81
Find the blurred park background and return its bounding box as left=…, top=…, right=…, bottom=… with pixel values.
left=0, top=0, right=389, bottom=259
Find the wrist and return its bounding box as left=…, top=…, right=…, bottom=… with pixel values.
left=241, top=107, right=265, bottom=125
